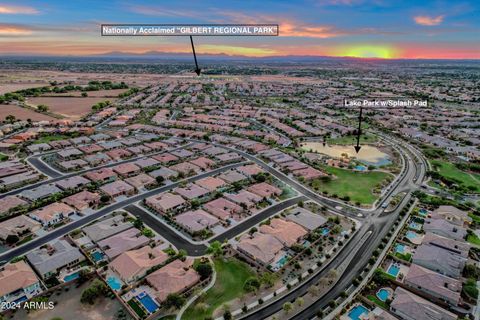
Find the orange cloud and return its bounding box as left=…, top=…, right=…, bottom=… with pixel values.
left=413, top=15, right=444, bottom=26
left=0, top=4, right=39, bottom=14
left=0, top=24, right=32, bottom=36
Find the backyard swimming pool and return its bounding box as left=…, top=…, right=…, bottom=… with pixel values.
left=63, top=271, right=80, bottom=282
left=91, top=251, right=104, bottom=262
left=409, top=222, right=421, bottom=230
left=395, top=244, right=405, bottom=254
left=377, top=288, right=390, bottom=301
left=405, top=231, right=419, bottom=240
left=387, top=264, right=400, bottom=278
left=107, top=275, right=122, bottom=291
left=321, top=227, right=330, bottom=236
left=419, top=208, right=428, bottom=216
left=137, top=293, right=158, bottom=313
left=348, top=304, right=369, bottom=320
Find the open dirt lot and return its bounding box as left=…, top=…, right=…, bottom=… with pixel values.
left=0, top=104, right=56, bottom=121
left=26, top=97, right=113, bottom=119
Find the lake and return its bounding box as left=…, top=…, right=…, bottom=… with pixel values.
left=301, top=142, right=391, bottom=166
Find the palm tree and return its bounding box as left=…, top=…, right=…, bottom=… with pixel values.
left=207, top=241, right=223, bottom=257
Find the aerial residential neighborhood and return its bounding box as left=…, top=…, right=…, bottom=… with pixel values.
left=0, top=1, right=480, bottom=320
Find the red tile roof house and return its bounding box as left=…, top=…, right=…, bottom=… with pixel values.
left=0, top=261, right=43, bottom=304
left=78, top=144, right=104, bottom=154
left=203, top=197, right=243, bottom=221
left=152, top=153, right=179, bottom=164
left=292, top=167, right=327, bottom=180
left=145, top=192, right=186, bottom=215
left=169, top=162, right=202, bottom=176
left=97, top=228, right=150, bottom=260
left=124, top=173, right=156, bottom=190
left=194, top=176, right=226, bottom=192
left=0, top=196, right=28, bottom=217
left=144, top=141, right=168, bottom=151
left=0, top=215, right=41, bottom=242
left=146, top=258, right=200, bottom=304
left=84, top=168, right=118, bottom=184
left=62, top=190, right=101, bottom=211
left=106, top=148, right=133, bottom=160
left=100, top=180, right=136, bottom=198
left=174, top=183, right=210, bottom=200
left=237, top=232, right=284, bottom=267
left=247, top=182, right=282, bottom=199
left=112, top=162, right=141, bottom=178
left=29, top=202, right=76, bottom=227
left=259, top=218, right=308, bottom=247
left=225, top=190, right=263, bottom=209
left=189, top=157, right=216, bottom=170
left=109, top=246, right=169, bottom=284
left=237, top=164, right=264, bottom=177
left=175, top=209, right=220, bottom=234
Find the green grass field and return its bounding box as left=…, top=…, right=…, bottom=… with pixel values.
left=327, top=133, right=378, bottom=145
left=33, top=134, right=71, bottom=144
left=311, top=166, right=391, bottom=205
left=182, top=258, right=256, bottom=320
left=467, top=233, right=480, bottom=246
left=431, top=160, right=480, bottom=192
left=367, top=295, right=388, bottom=309
left=0, top=153, right=8, bottom=161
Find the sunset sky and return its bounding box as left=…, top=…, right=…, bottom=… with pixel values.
left=1, top=0, right=479, bottom=59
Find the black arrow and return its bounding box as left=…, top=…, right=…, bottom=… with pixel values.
left=189, top=36, right=201, bottom=76
left=354, top=106, right=363, bottom=153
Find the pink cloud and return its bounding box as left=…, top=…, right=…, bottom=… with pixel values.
left=413, top=15, right=444, bottom=26
left=0, top=4, right=39, bottom=14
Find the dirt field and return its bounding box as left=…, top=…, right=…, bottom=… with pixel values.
left=11, top=280, right=130, bottom=320
left=26, top=97, right=114, bottom=119
left=0, top=104, right=56, bottom=121
left=0, top=83, right=49, bottom=95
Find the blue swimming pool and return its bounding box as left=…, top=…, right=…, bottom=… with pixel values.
left=405, top=231, right=419, bottom=241
left=321, top=228, right=330, bottom=236
left=107, top=276, right=122, bottom=291
left=395, top=244, right=405, bottom=254
left=91, top=251, right=104, bottom=262
left=355, top=165, right=367, bottom=171
left=137, top=293, right=158, bottom=313
left=348, top=305, right=369, bottom=320
left=63, top=271, right=80, bottom=282
left=409, top=222, right=421, bottom=230
left=387, top=264, right=400, bottom=278
left=377, top=288, right=390, bottom=301
left=419, top=208, right=428, bottom=216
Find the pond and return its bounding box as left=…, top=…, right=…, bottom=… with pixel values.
left=301, top=142, right=391, bottom=166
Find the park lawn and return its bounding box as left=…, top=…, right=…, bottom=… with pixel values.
left=467, top=233, right=480, bottom=246
left=327, top=133, right=378, bottom=145
left=182, top=258, right=256, bottom=320
left=33, top=134, right=71, bottom=144
left=311, top=166, right=391, bottom=205
left=430, top=160, right=480, bottom=192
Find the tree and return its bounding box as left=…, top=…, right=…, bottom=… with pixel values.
left=296, top=297, right=304, bottom=307
left=260, top=272, right=277, bottom=288
left=80, top=279, right=107, bottom=304
left=206, top=241, right=223, bottom=257
left=155, top=175, right=165, bottom=184
left=5, top=234, right=19, bottom=245
left=243, top=277, right=261, bottom=292
left=5, top=114, right=16, bottom=124
left=81, top=92, right=88, bottom=97
left=223, top=310, right=232, bottom=320
left=283, top=302, right=293, bottom=313
left=100, top=195, right=110, bottom=203
left=133, top=218, right=144, bottom=230
left=37, top=104, right=49, bottom=112
left=164, top=293, right=186, bottom=309
left=195, top=262, right=213, bottom=280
